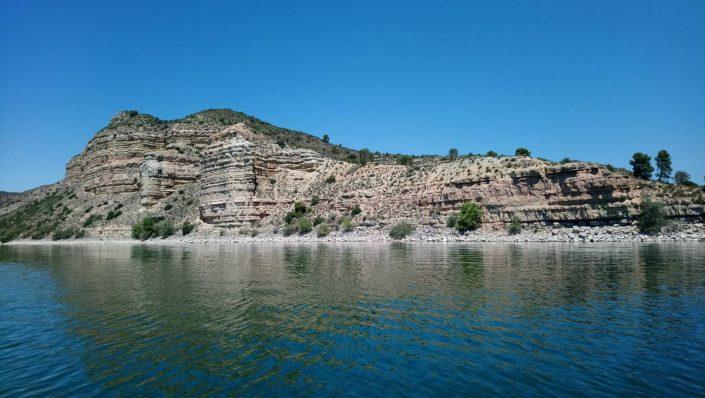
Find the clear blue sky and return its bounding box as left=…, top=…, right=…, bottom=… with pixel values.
left=1, top=0, right=704, bottom=192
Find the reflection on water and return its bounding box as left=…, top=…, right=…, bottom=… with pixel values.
left=1, top=243, right=705, bottom=396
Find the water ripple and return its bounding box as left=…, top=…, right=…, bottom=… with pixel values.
left=1, top=243, right=704, bottom=396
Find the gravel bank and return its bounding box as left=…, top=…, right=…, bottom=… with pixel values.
left=5, top=223, right=705, bottom=245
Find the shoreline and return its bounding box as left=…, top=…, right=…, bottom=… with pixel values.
left=4, top=224, right=705, bottom=245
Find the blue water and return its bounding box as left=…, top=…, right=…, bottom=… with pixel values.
left=1, top=243, right=704, bottom=397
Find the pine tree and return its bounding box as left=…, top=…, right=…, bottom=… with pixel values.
left=448, top=148, right=458, bottom=160
left=674, top=171, right=691, bottom=185
left=655, top=149, right=672, bottom=182
left=630, top=152, right=653, bottom=180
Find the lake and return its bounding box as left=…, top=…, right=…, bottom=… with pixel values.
left=1, top=243, right=704, bottom=397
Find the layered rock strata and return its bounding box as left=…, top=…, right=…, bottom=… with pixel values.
left=2, top=109, right=703, bottom=239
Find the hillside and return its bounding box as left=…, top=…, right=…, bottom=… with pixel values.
left=1, top=109, right=703, bottom=243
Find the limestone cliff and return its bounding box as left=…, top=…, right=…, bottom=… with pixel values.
left=1, top=109, right=703, bottom=241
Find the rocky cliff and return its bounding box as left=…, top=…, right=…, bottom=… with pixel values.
left=1, top=109, right=703, bottom=241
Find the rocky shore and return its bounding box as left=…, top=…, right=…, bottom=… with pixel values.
left=6, top=223, right=705, bottom=245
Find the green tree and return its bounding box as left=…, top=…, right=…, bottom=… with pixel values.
left=448, top=148, right=458, bottom=160
left=630, top=152, right=653, bottom=180
left=655, top=150, right=672, bottom=182
left=323, top=134, right=330, bottom=143
left=674, top=170, right=692, bottom=185
left=486, top=150, right=498, bottom=157
left=515, top=147, right=530, bottom=157
left=455, top=202, right=482, bottom=232
left=638, top=199, right=667, bottom=234
left=358, top=149, right=372, bottom=165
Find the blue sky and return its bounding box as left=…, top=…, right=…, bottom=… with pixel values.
left=1, top=0, right=703, bottom=191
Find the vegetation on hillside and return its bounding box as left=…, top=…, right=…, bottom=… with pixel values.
left=638, top=199, right=667, bottom=234
left=455, top=202, right=483, bottom=232
left=0, top=188, right=75, bottom=243
left=389, top=222, right=415, bottom=240
left=507, top=215, right=522, bottom=235
left=131, top=217, right=174, bottom=240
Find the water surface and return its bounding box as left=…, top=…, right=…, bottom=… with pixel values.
left=1, top=243, right=704, bottom=397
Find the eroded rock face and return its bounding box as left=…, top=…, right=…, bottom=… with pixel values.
left=19, top=108, right=702, bottom=235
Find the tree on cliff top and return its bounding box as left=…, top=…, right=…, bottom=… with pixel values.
left=655, top=150, right=672, bottom=182
left=515, top=148, right=530, bottom=157
left=630, top=152, right=653, bottom=180
left=448, top=148, right=458, bottom=160
left=674, top=171, right=694, bottom=186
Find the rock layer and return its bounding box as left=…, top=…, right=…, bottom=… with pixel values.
left=3, top=109, right=704, bottom=240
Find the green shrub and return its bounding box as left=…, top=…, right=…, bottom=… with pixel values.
left=559, top=158, right=573, bottom=164
left=284, top=202, right=308, bottom=223
left=181, top=221, right=195, bottom=235
left=323, top=134, right=330, bottom=143
left=507, top=216, right=522, bottom=235
left=131, top=216, right=165, bottom=240
left=351, top=205, right=362, bottom=217
left=298, top=218, right=313, bottom=234
left=311, top=196, right=320, bottom=206
left=52, top=227, right=76, bottom=241
left=283, top=223, right=298, bottom=236
left=358, top=149, right=372, bottom=165
left=74, top=229, right=86, bottom=239
left=638, top=199, right=667, bottom=234
left=294, top=202, right=307, bottom=215
left=486, top=150, right=498, bottom=157
left=389, top=222, right=415, bottom=240
left=446, top=214, right=457, bottom=228
left=164, top=203, right=173, bottom=211
left=106, top=210, right=122, bottom=220
left=313, top=216, right=325, bottom=226
left=1, top=227, right=22, bottom=243
left=340, top=217, right=354, bottom=232
left=456, top=202, right=482, bottom=232
left=154, top=220, right=174, bottom=238
left=32, top=223, right=56, bottom=239
left=317, top=223, right=331, bottom=237
left=84, top=206, right=93, bottom=213
left=83, top=214, right=103, bottom=227
left=397, top=155, right=413, bottom=166
left=326, top=175, right=336, bottom=184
